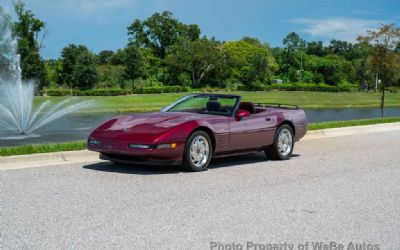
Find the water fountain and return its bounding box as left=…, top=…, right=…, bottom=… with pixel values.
left=0, top=8, right=92, bottom=140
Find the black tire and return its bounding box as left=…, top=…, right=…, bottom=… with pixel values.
left=265, top=124, right=294, bottom=160
left=181, top=130, right=212, bottom=172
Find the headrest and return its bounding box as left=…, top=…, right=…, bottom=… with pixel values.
left=207, top=101, right=221, bottom=112
left=239, top=102, right=255, bottom=114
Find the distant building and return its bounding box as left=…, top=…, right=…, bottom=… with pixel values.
left=272, top=79, right=283, bottom=84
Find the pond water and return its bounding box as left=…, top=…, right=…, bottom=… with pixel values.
left=304, top=107, right=400, bottom=123
left=1, top=107, right=400, bottom=147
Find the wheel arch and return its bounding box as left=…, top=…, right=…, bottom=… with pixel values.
left=189, top=126, right=216, bottom=153
left=279, top=120, right=296, bottom=136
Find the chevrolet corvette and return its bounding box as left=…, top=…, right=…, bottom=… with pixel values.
left=87, top=93, right=307, bottom=171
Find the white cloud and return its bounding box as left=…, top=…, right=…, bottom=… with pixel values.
left=290, top=17, right=382, bottom=42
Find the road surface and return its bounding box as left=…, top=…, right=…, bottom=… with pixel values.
left=1, top=131, right=399, bottom=249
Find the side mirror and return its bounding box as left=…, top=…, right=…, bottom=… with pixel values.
left=235, top=109, right=250, bottom=121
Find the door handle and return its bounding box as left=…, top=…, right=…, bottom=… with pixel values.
left=265, top=117, right=271, bottom=121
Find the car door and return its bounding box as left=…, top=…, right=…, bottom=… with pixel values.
left=229, top=112, right=276, bottom=152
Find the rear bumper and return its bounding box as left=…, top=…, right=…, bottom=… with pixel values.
left=295, top=123, right=308, bottom=141
left=100, top=153, right=182, bottom=166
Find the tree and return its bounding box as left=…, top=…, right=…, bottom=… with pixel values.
left=98, top=50, right=114, bottom=65
left=59, top=44, right=98, bottom=89
left=282, top=32, right=306, bottom=82
left=124, top=45, right=146, bottom=81
left=283, top=32, right=306, bottom=51
left=305, top=54, right=355, bottom=85
left=358, top=24, right=400, bottom=117
left=44, top=59, right=62, bottom=87
left=109, top=49, right=126, bottom=65
left=306, top=41, right=326, bottom=57
left=73, top=52, right=99, bottom=89
left=221, top=38, right=278, bottom=85
left=328, top=40, right=352, bottom=56
left=0, top=7, right=15, bottom=81
left=165, top=38, right=220, bottom=88
left=127, top=11, right=200, bottom=58
left=12, top=1, right=47, bottom=89
left=348, top=42, right=373, bottom=85
left=98, top=64, right=125, bottom=88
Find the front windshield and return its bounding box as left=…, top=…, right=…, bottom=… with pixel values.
left=166, top=95, right=239, bottom=116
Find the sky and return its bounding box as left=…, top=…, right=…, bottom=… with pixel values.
left=1, top=0, right=399, bottom=59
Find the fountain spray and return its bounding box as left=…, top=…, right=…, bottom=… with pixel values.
left=0, top=7, right=93, bottom=138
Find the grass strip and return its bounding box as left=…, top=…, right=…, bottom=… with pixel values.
left=308, top=116, right=400, bottom=130
left=1, top=117, right=400, bottom=156
left=0, top=141, right=86, bottom=157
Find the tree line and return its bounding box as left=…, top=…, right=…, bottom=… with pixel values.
left=7, top=3, right=400, bottom=93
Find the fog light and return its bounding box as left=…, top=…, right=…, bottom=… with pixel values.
left=88, top=139, right=101, bottom=145
left=157, top=143, right=177, bottom=149
left=128, top=144, right=151, bottom=149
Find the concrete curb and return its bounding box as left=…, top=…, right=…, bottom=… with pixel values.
left=1, top=122, right=400, bottom=171
left=304, top=122, right=400, bottom=140
left=0, top=150, right=101, bottom=171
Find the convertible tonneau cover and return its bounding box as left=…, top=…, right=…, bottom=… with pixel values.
left=254, top=103, right=299, bottom=110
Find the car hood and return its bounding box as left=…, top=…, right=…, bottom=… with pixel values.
left=90, top=112, right=210, bottom=142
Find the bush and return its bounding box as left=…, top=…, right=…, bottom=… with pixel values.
left=132, top=77, right=163, bottom=89
left=97, top=65, right=125, bottom=88
left=199, top=86, right=224, bottom=93
left=387, top=86, right=399, bottom=93
left=223, top=79, right=242, bottom=91
left=45, top=85, right=190, bottom=96
left=46, top=88, right=130, bottom=96
left=78, top=88, right=130, bottom=96
left=135, top=85, right=190, bottom=94
left=162, top=86, right=182, bottom=93
left=136, top=86, right=163, bottom=94
left=46, top=88, right=72, bottom=96
left=237, top=83, right=357, bottom=92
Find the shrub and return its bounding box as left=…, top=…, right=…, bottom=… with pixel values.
left=388, top=86, right=399, bottom=93
left=45, top=88, right=72, bottom=96
left=79, top=88, right=129, bottom=96
left=135, top=85, right=190, bottom=94
left=136, top=86, right=163, bottom=94
left=162, top=86, right=182, bottom=93
left=133, top=77, right=163, bottom=89
left=237, top=83, right=357, bottom=92
left=45, top=86, right=190, bottom=96
left=223, top=79, right=242, bottom=91
left=46, top=88, right=130, bottom=96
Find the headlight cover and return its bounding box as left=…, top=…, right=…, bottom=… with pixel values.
left=128, top=143, right=177, bottom=149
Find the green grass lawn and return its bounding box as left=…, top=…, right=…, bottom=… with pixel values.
left=34, top=91, right=400, bottom=113
left=0, top=141, right=86, bottom=157
left=308, top=116, right=400, bottom=130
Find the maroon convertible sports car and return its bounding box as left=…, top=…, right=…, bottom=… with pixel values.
left=87, top=93, right=308, bottom=171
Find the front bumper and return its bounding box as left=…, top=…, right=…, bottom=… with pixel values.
left=87, top=139, right=185, bottom=164
left=100, top=153, right=182, bottom=166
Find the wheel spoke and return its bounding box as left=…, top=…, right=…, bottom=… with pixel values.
left=277, top=128, right=293, bottom=156
left=189, top=135, right=210, bottom=167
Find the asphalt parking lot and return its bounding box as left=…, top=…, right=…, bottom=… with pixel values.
left=1, top=131, right=399, bottom=249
